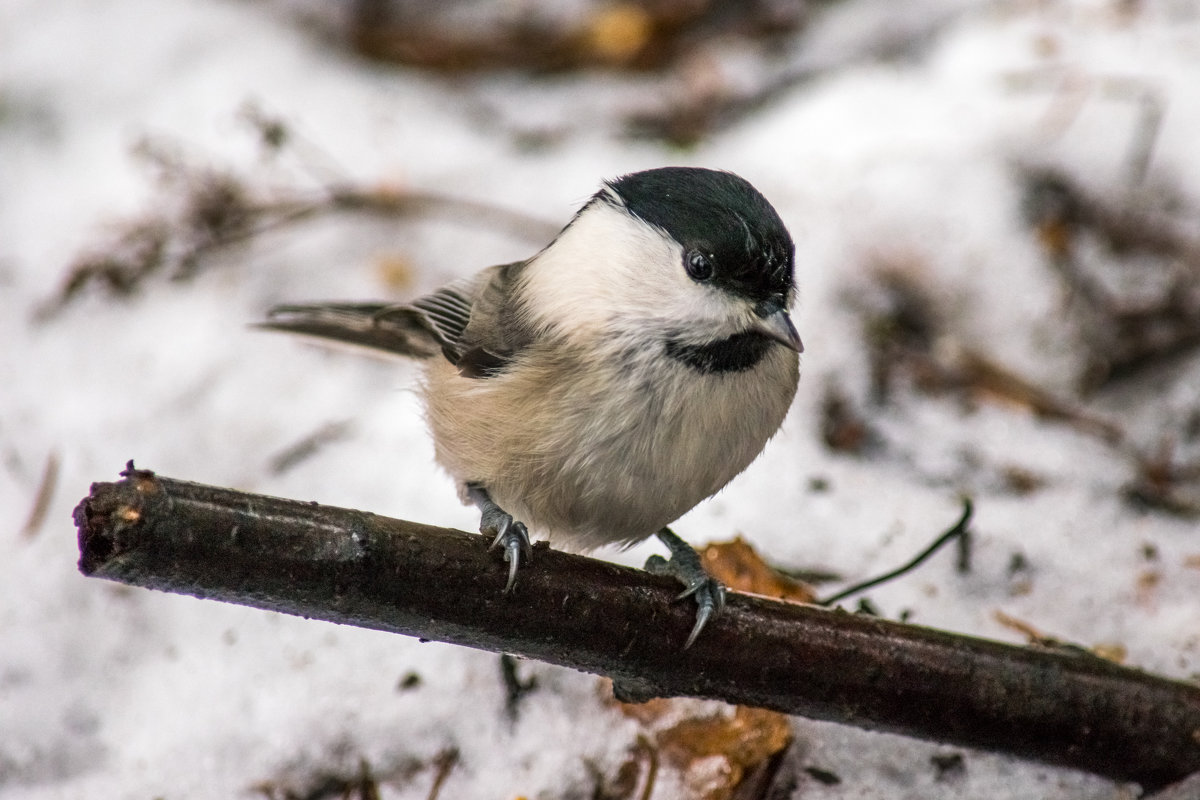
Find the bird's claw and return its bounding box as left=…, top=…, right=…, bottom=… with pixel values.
left=645, top=539, right=727, bottom=649
left=482, top=508, right=531, bottom=593
left=679, top=577, right=725, bottom=649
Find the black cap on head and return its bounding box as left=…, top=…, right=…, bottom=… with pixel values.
left=604, top=167, right=795, bottom=305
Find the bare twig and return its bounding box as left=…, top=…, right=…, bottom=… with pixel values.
left=40, top=165, right=559, bottom=319
left=21, top=451, right=60, bottom=538
left=74, top=464, right=1200, bottom=790
left=854, top=259, right=1200, bottom=516
left=1004, top=70, right=1165, bottom=185
left=817, top=498, right=972, bottom=607
left=424, top=748, right=458, bottom=800
left=1020, top=166, right=1200, bottom=389
left=267, top=421, right=354, bottom=475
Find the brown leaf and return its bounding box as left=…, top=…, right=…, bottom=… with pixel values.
left=701, top=538, right=817, bottom=603
left=658, top=706, right=792, bottom=768
left=607, top=687, right=793, bottom=800
left=658, top=706, right=793, bottom=800
left=612, top=694, right=679, bottom=726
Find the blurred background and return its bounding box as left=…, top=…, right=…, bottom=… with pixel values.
left=3, top=1, right=1200, bottom=798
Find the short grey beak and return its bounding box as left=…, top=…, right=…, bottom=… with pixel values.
left=753, top=308, right=804, bottom=353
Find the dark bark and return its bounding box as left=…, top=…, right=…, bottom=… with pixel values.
left=75, top=464, right=1200, bottom=790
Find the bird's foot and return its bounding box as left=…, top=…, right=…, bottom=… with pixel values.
left=645, top=527, right=726, bottom=649
left=467, top=484, right=532, bottom=592
left=485, top=512, right=531, bottom=593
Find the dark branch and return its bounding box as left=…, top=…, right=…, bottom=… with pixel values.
left=74, top=464, right=1200, bottom=790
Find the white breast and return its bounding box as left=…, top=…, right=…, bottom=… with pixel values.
left=421, top=338, right=798, bottom=551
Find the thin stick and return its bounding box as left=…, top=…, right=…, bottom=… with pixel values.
left=818, top=498, right=972, bottom=607
left=74, top=464, right=1200, bottom=790
left=22, top=451, right=60, bottom=538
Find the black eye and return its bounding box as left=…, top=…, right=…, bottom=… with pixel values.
left=685, top=250, right=714, bottom=281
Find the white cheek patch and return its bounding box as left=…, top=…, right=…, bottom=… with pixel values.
left=518, top=200, right=760, bottom=345
left=519, top=202, right=688, bottom=335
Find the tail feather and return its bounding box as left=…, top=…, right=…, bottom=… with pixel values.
left=257, top=303, right=442, bottom=360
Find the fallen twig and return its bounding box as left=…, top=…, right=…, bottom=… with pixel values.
left=74, top=463, right=1200, bottom=790
left=39, top=140, right=559, bottom=319
left=817, top=498, right=971, bottom=607
left=21, top=451, right=60, bottom=538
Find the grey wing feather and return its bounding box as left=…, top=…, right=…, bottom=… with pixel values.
left=452, top=261, right=536, bottom=377
left=258, top=261, right=531, bottom=374
left=405, top=279, right=478, bottom=360
left=258, top=302, right=443, bottom=359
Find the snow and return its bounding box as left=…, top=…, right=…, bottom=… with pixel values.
left=3, top=1, right=1200, bottom=797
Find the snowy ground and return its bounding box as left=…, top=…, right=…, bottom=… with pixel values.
left=3, top=1, right=1200, bottom=798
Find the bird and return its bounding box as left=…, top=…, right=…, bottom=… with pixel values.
left=259, top=166, right=802, bottom=647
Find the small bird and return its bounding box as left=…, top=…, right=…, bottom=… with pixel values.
left=260, top=167, right=802, bottom=647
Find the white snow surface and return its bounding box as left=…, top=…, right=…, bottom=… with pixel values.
left=3, top=1, right=1200, bottom=798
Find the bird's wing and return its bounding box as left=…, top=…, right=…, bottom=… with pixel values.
left=441, top=260, right=533, bottom=378
left=257, top=301, right=444, bottom=359
left=258, top=261, right=531, bottom=377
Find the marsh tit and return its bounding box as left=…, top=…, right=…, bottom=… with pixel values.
left=261, top=167, right=802, bottom=647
